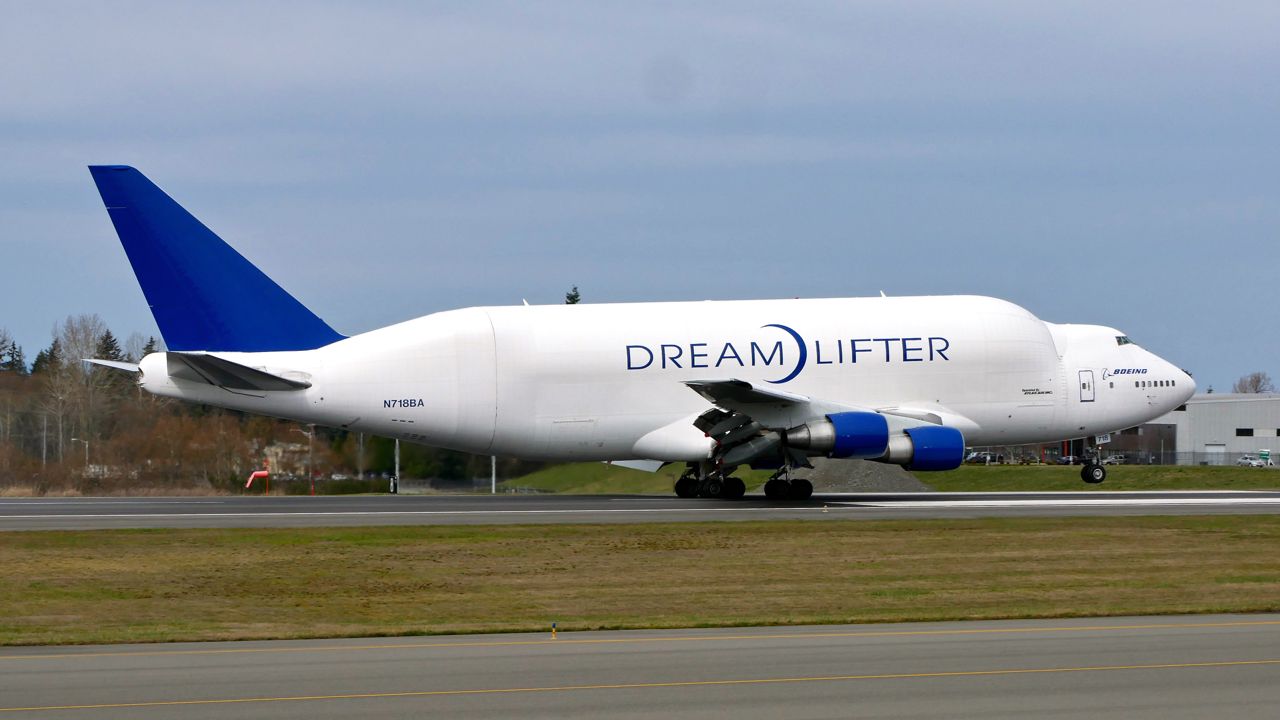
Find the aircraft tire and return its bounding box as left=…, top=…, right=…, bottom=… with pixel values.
left=701, top=477, right=725, bottom=498
left=789, top=478, right=814, bottom=500
left=674, top=477, right=698, bottom=498
left=1081, top=464, right=1106, bottom=484
left=724, top=477, right=746, bottom=499
left=763, top=478, right=789, bottom=499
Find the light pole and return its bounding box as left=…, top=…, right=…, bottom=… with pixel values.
left=291, top=425, right=315, bottom=495
left=69, top=437, right=89, bottom=469
left=392, top=438, right=400, bottom=494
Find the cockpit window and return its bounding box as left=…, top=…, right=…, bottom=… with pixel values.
left=1116, top=336, right=1133, bottom=346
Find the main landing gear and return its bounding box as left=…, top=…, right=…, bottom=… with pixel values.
left=674, top=461, right=815, bottom=501
left=762, top=466, right=813, bottom=500
left=674, top=469, right=746, bottom=499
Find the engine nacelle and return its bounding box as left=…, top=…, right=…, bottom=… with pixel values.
left=784, top=412, right=889, bottom=459
left=786, top=412, right=965, bottom=471
left=878, top=425, right=965, bottom=471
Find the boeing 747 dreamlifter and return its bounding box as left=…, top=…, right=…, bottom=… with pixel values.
left=86, top=166, right=1195, bottom=499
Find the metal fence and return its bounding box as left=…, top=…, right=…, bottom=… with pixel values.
left=1105, top=451, right=1275, bottom=467
left=966, top=447, right=1277, bottom=468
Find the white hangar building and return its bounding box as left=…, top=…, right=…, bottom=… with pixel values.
left=1148, top=393, right=1280, bottom=465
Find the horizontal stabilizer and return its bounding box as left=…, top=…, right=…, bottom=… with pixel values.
left=166, top=353, right=311, bottom=391
left=84, top=358, right=140, bottom=373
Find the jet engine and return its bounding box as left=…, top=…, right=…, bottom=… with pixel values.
left=783, top=411, right=889, bottom=459
left=784, top=412, right=964, bottom=471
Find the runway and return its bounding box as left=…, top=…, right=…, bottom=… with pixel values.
left=3, top=491, right=1280, bottom=530
left=2, top=614, right=1277, bottom=718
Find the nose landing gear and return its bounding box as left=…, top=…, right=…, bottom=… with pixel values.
left=1081, top=463, right=1106, bottom=484
left=1079, top=446, right=1107, bottom=484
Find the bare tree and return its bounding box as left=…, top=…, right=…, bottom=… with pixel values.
left=34, top=338, right=72, bottom=461
left=124, top=332, right=148, bottom=363
left=0, top=328, right=15, bottom=447
left=1232, top=372, right=1276, bottom=394
left=50, top=314, right=109, bottom=457
left=57, top=314, right=108, bottom=367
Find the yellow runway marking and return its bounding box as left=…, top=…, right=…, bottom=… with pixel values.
left=2, top=619, right=1278, bottom=663
left=2, top=659, right=1277, bottom=713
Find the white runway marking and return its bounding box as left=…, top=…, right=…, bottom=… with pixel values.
left=5, top=496, right=1280, bottom=521
left=0, top=501, right=224, bottom=507
left=2, top=507, right=828, bottom=519
left=848, top=498, right=1280, bottom=509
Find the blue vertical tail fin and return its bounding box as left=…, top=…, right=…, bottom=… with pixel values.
left=89, top=165, right=344, bottom=352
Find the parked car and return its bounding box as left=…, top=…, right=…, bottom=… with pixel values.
left=1057, top=455, right=1079, bottom=465
left=1237, top=455, right=1272, bottom=467
left=965, top=451, right=998, bottom=464
left=1101, top=455, right=1126, bottom=465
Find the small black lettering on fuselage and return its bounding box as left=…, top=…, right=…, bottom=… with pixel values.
left=383, top=399, right=425, bottom=409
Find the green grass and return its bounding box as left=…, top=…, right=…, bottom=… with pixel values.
left=505, top=463, right=773, bottom=494
left=3, top=516, right=1280, bottom=646
left=928, top=464, right=1280, bottom=492
left=504, top=462, right=1280, bottom=494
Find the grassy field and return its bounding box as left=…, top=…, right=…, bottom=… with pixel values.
left=3, top=516, right=1279, bottom=646
left=506, top=462, right=1280, bottom=494
left=506, top=463, right=773, bottom=494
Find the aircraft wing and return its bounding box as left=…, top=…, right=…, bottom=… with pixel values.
left=682, top=379, right=977, bottom=470
left=684, top=379, right=810, bottom=407
left=683, top=379, right=820, bottom=468
left=683, top=378, right=862, bottom=431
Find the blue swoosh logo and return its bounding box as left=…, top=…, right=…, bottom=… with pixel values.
left=762, top=323, right=806, bottom=384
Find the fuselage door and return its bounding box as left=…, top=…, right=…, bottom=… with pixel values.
left=1078, top=370, right=1095, bottom=403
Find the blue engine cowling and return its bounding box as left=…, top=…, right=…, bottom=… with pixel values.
left=902, top=425, right=965, bottom=471
left=783, top=413, right=962, bottom=470
left=826, top=412, right=890, bottom=458
left=784, top=411, right=889, bottom=459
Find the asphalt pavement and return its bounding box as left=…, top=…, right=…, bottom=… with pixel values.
left=2, top=491, right=1280, bottom=530
left=2, top=614, right=1277, bottom=718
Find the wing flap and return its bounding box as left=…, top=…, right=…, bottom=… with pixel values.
left=684, top=379, right=810, bottom=406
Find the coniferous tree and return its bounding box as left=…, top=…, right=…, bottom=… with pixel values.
left=564, top=286, right=581, bottom=304
left=94, top=330, right=125, bottom=361
left=90, top=329, right=130, bottom=397
left=0, top=330, right=14, bottom=372
left=31, top=338, right=63, bottom=376
left=0, top=339, right=26, bottom=374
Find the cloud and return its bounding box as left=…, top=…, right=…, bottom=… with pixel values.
left=1, top=1, right=1277, bottom=388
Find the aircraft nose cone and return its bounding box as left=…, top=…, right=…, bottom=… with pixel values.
left=1180, top=368, right=1197, bottom=402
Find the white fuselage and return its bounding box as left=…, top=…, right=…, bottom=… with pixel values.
left=137, top=295, right=1195, bottom=461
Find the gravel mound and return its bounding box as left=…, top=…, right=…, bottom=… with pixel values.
left=794, top=458, right=934, bottom=492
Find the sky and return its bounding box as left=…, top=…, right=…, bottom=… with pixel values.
left=1, top=1, right=1277, bottom=392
